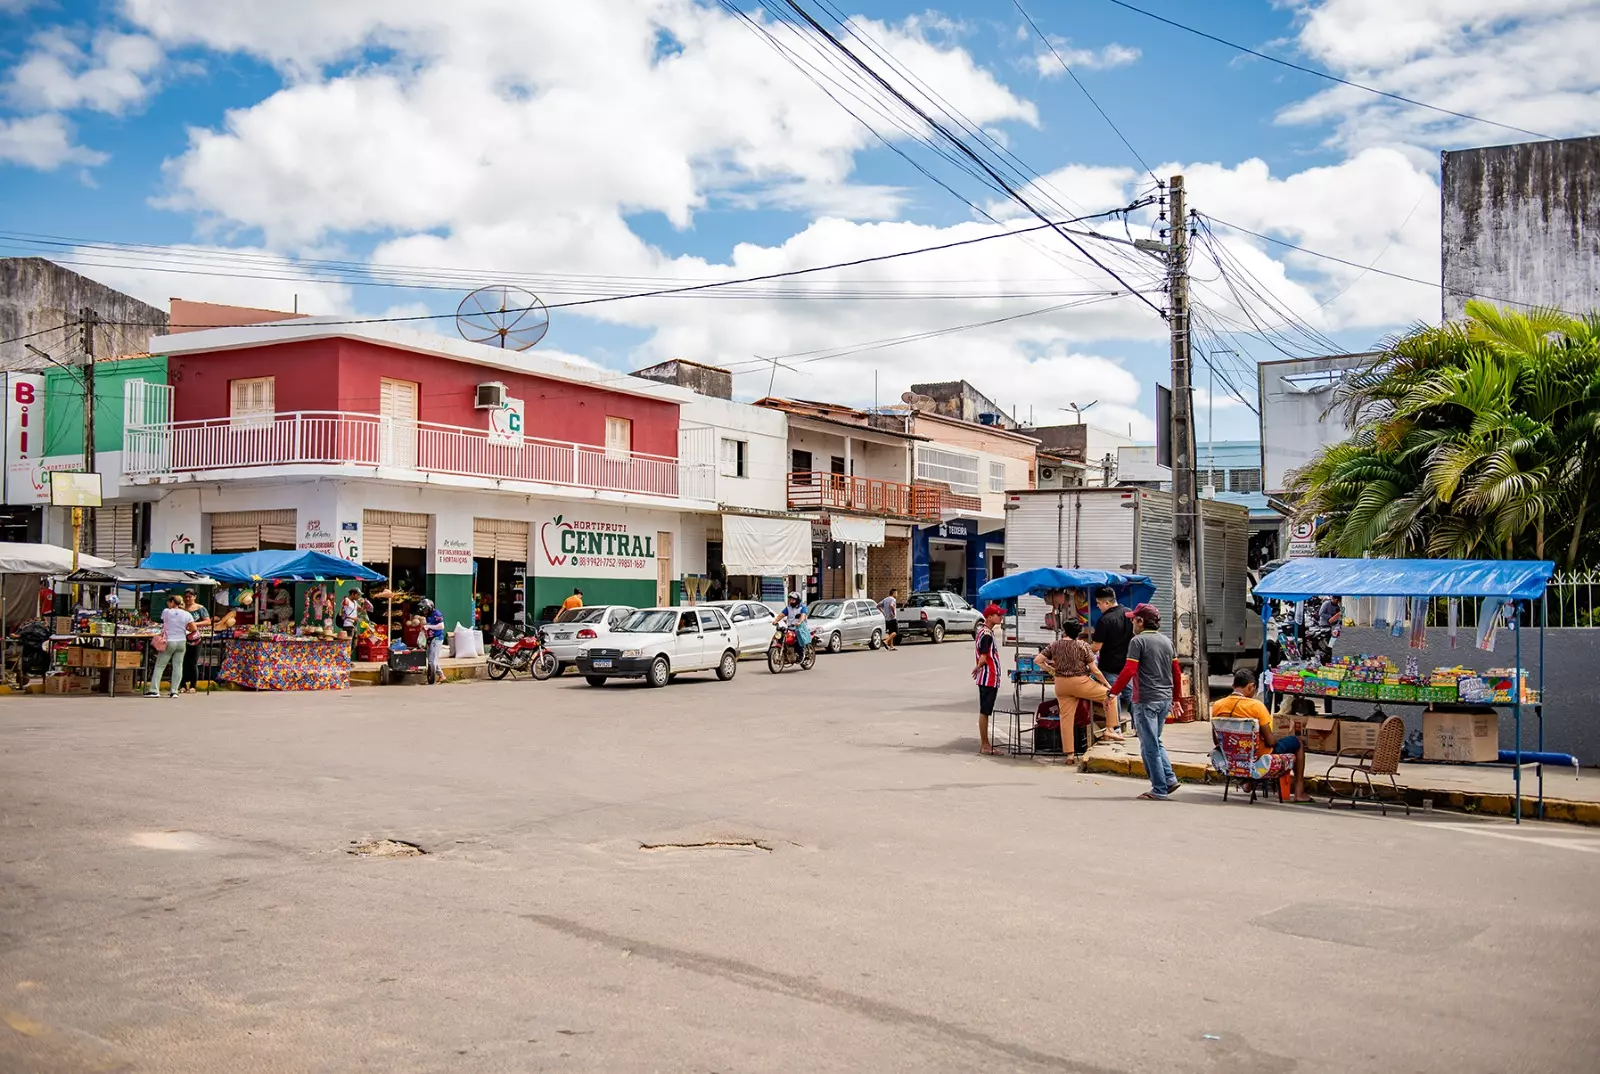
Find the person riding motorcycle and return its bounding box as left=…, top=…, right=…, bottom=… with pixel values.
left=772, top=592, right=812, bottom=653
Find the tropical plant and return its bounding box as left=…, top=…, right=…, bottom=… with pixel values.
left=1290, top=301, right=1600, bottom=566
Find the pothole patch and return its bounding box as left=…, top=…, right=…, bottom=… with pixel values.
left=639, top=839, right=771, bottom=854
left=348, top=839, right=426, bottom=858
left=132, top=830, right=205, bottom=851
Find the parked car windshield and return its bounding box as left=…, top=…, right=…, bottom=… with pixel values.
left=617, top=609, right=677, bottom=633
left=555, top=607, right=606, bottom=624
left=811, top=600, right=845, bottom=618
left=907, top=592, right=944, bottom=607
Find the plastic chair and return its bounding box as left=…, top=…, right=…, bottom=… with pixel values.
left=1213, top=716, right=1295, bottom=804
left=1325, top=715, right=1409, bottom=815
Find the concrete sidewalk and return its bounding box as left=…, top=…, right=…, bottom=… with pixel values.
left=1084, top=718, right=1600, bottom=824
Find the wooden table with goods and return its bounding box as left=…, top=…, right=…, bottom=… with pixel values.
left=218, top=628, right=352, bottom=691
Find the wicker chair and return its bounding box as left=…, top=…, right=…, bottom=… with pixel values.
left=1325, top=715, right=1409, bottom=815
left=1213, top=717, right=1296, bottom=804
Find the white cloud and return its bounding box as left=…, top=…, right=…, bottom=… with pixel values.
left=0, top=113, right=106, bottom=169
left=137, top=2, right=1036, bottom=244
left=1281, top=0, right=1600, bottom=147
left=1031, top=36, right=1141, bottom=77
left=63, top=244, right=358, bottom=314
left=7, top=29, right=165, bottom=114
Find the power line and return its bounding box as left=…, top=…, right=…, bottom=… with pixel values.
left=1197, top=212, right=1583, bottom=316
left=1100, top=0, right=1558, bottom=141
left=1011, top=0, right=1161, bottom=185
left=776, top=0, right=1164, bottom=316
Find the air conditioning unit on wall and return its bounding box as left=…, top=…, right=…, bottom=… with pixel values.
left=474, top=382, right=508, bottom=409
left=1040, top=467, right=1055, bottom=480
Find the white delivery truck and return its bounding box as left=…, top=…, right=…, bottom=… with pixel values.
left=1001, top=487, right=1258, bottom=674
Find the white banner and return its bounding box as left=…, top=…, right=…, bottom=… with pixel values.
left=723, top=515, right=812, bottom=575
left=830, top=515, right=885, bottom=547
left=3, top=373, right=46, bottom=505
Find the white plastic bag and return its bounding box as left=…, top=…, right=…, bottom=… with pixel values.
left=451, top=622, right=476, bottom=658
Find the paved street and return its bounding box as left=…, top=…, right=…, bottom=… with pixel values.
left=3, top=642, right=1598, bottom=1074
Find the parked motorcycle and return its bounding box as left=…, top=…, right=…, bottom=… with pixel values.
left=3, top=620, right=52, bottom=689
left=767, top=624, right=816, bottom=674
left=487, top=624, right=558, bottom=681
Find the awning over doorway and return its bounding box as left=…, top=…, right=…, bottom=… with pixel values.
left=722, top=515, right=811, bottom=575
left=829, top=515, right=885, bottom=547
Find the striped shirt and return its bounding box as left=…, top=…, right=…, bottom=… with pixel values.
left=973, top=624, right=1000, bottom=687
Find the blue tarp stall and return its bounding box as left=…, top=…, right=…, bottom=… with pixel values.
left=142, top=551, right=383, bottom=583
left=978, top=567, right=1155, bottom=612
left=1254, top=557, right=1557, bottom=822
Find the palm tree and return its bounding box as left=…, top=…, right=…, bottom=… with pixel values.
left=1290, top=302, right=1600, bottom=566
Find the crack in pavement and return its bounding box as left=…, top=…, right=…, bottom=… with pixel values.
left=521, top=911, right=1127, bottom=1074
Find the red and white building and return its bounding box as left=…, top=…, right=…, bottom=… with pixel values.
left=123, top=318, right=785, bottom=629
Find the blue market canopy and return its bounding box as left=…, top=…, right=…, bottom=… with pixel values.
left=142, top=550, right=384, bottom=584
left=1253, top=558, right=1555, bottom=602
left=978, top=567, right=1155, bottom=609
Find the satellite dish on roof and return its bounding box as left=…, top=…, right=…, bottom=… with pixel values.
left=900, top=391, right=935, bottom=411
left=456, top=285, right=549, bottom=350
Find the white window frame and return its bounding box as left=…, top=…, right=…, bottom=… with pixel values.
left=605, top=416, right=633, bottom=461
left=914, top=445, right=981, bottom=496
left=988, top=460, right=1006, bottom=493
left=229, top=376, right=275, bottom=428
left=720, top=437, right=748, bottom=478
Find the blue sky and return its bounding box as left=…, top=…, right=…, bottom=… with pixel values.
left=2, top=0, right=1597, bottom=436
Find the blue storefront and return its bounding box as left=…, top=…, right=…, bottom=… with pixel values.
left=912, top=517, right=1004, bottom=603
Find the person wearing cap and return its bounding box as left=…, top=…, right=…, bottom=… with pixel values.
left=1109, top=604, right=1183, bottom=799
left=419, top=598, right=445, bottom=684
left=972, top=603, right=1005, bottom=754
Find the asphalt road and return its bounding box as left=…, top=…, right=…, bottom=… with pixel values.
left=3, top=640, right=1598, bottom=1074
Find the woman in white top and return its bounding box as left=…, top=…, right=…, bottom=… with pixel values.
left=148, top=595, right=193, bottom=698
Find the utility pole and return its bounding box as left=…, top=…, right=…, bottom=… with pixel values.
left=78, top=308, right=97, bottom=566
left=1166, top=176, right=1210, bottom=715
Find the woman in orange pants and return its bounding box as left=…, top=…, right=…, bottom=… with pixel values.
left=1034, top=623, right=1120, bottom=746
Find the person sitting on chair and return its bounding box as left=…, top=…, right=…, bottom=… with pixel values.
left=1211, top=668, right=1311, bottom=802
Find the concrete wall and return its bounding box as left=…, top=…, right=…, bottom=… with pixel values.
left=678, top=395, right=788, bottom=512
left=1, top=258, right=168, bottom=370
left=1441, top=136, right=1600, bottom=322
left=1257, top=354, right=1375, bottom=495
left=1314, top=626, right=1600, bottom=765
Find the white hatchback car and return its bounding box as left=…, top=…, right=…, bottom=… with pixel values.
left=700, top=599, right=782, bottom=656
left=540, top=604, right=636, bottom=669
left=575, top=606, right=741, bottom=688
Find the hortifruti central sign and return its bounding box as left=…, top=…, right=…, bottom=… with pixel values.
left=538, top=513, right=656, bottom=574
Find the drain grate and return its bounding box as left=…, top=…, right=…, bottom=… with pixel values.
left=638, top=839, right=771, bottom=853
left=348, top=839, right=426, bottom=857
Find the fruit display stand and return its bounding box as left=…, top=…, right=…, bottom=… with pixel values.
left=58, top=565, right=221, bottom=697
left=1255, top=557, right=1556, bottom=822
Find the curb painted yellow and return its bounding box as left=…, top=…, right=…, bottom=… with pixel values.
left=1086, top=753, right=1600, bottom=826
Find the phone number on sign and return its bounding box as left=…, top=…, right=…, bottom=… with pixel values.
left=571, top=557, right=648, bottom=569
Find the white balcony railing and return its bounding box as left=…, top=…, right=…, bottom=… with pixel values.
left=124, top=411, right=715, bottom=501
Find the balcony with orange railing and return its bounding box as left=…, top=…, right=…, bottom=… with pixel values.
left=786, top=471, right=982, bottom=520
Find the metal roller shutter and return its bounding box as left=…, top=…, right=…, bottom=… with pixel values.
left=365, top=510, right=428, bottom=558
left=93, top=504, right=138, bottom=567
left=473, top=518, right=528, bottom=561
left=210, top=509, right=295, bottom=553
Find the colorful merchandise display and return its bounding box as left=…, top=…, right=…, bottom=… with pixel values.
left=219, top=633, right=350, bottom=691
left=1272, top=654, right=1537, bottom=706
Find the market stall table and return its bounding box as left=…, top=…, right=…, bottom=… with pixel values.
left=1254, top=557, right=1556, bottom=822
left=219, top=632, right=352, bottom=691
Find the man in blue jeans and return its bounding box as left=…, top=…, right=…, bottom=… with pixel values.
left=1108, top=604, right=1182, bottom=799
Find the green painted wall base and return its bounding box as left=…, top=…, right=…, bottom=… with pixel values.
left=531, top=577, right=659, bottom=619
left=426, top=573, right=475, bottom=633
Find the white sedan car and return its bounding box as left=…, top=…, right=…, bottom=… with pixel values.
left=575, top=606, right=741, bottom=687
left=699, top=599, right=781, bottom=656
left=540, top=604, right=637, bottom=669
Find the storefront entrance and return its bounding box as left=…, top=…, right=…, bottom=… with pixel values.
left=472, top=518, right=529, bottom=628
left=362, top=509, right=429, bottom=641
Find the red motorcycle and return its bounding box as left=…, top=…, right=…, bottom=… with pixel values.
left=487, top=625, right=558, bottom=681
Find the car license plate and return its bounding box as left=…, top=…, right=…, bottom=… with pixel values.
left=592, top=659, right=613, bottom=668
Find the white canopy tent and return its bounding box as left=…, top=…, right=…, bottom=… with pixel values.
left=0, top=542, right=114, bottom=575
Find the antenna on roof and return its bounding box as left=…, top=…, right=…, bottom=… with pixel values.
left=456, top=285, right=549, bottom=350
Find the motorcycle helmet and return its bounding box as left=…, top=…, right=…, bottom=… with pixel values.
left=788, top=592, right=802, bottom=605
left=417, top=598, right=435, bottom=613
